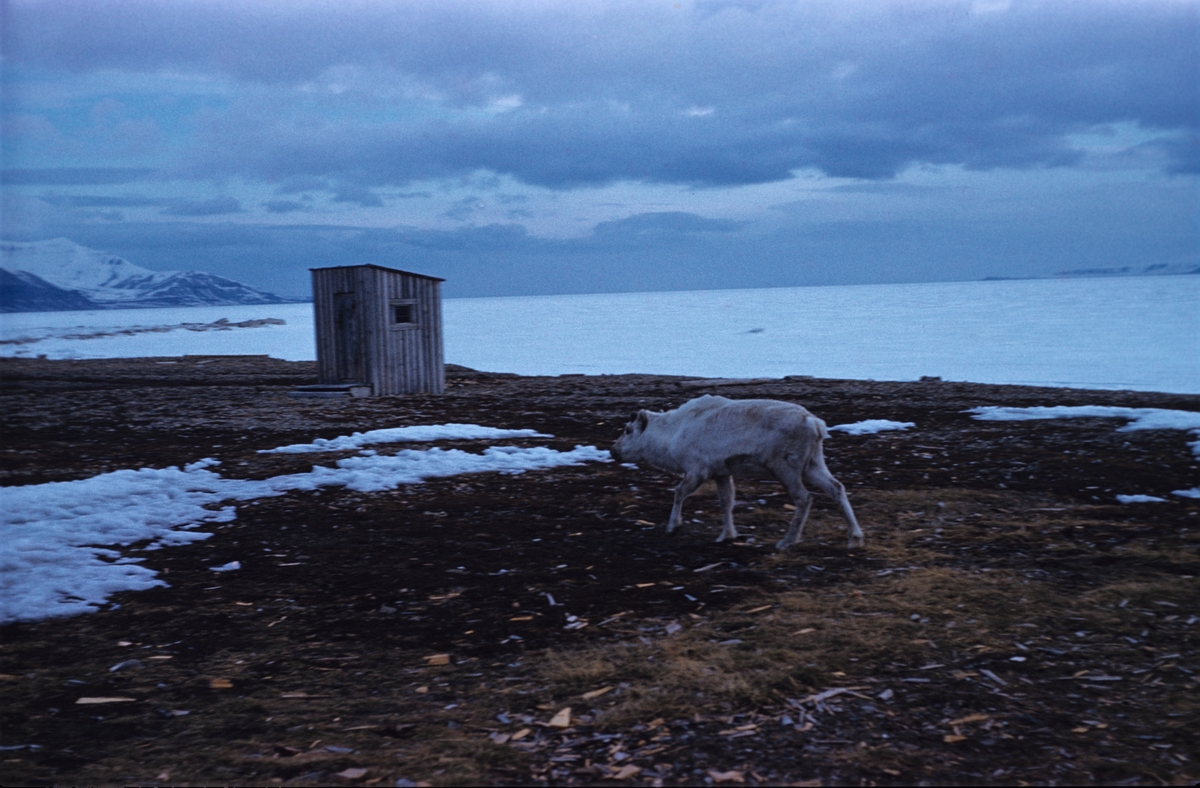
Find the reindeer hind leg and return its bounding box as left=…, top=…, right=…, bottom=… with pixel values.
left=770, top=460, right=814, bottom=549
left=803, top=451, right=865, bottom=548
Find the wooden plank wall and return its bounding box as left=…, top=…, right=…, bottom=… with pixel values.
left=377, top=266, right=444, bottom=394
left=312, top=266, right=365, bottom=385
left=311, top=265, right=444, bottom=395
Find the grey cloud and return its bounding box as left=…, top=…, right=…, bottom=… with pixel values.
left=827, top=182, right=937, bottom=195
left=14, top=165, right=1195, bottom=298
left=182, top=102, right=809, bottom=189
left=1150, top=135, right=1200, bottom=176
left=87, top=209, right=125, bottom=223
left=331, top=183, right=383, bottom=208
left=160, top=196, right=244, bottom=216
left=395, top=223, right=533, bottom=253
left=263, top=200, right=309, bottom=213
left=592, top=212, right=746, bottom=239
left=1, top=168, right=154, bottom=185
left=442, top=197, right=487, bottom=222
left=38, top=194, right=172, bottom=208
left=392, top=212, right=744, bottom=254
left=275, top=177, right=333, bottom=195
left=694, top=0, right=773, bottom=16
left=7, top=1, right=1196, bottom=187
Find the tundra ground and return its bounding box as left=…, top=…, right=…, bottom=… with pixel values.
left=1, top=357, right=1197, bottom=786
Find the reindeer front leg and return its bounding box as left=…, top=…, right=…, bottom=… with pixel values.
left=667, top=472, right=706, bottom=534
left=715, top=474, right=738, bottom=542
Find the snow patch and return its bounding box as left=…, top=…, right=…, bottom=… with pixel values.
left=966, top=405, right=1200, bottom=432
left=966, top=406, right=1200, bottom=458
left=260, top=424, right=551, bottom=454
left=1116, top=494, right=1167, bottom=504
left=289, top=445, right=610, bottom=492
left=0, top=464, right=229, bottom=625
left=829, top=420, right=916, bottom=435
left=0, top=436, right=610, bottom=625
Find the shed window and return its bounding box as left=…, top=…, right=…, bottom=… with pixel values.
left=393, top=303, right=416, bottom=324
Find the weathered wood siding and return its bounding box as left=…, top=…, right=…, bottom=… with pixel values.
left=311, top=264, right=444, bottom=395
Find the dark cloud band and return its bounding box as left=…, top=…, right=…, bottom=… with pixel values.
left=1, top=168, right=155, bottom=185
left=5, top=1, right=1196, bottom=188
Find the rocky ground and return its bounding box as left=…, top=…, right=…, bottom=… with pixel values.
left=1, top=356, right=1197, bottom=787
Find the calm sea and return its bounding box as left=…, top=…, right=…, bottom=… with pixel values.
left=2, top=275, right=1196, bottom=394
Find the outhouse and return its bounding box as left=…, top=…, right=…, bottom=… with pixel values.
left=308, top=264, right=445, bottom=396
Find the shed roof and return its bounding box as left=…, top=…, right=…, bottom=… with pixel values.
left=310, top=263, right=445, bottom=282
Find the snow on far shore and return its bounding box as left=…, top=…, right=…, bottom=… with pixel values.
left=260, top=424, right=551, bottom=454
left=829, top=420, right=916, bottom=435
left=0, top=433, right=609, bottom=626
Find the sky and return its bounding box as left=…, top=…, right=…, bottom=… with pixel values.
left=1, top=0, right=1197, bottom=299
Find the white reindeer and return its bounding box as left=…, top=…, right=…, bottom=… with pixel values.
left=610, top=395, right=864, bottom=549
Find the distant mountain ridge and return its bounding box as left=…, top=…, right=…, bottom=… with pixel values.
left=1053, top=262, right=1200, bottom=278
left=0, top=238, right=307, bottom=313
left=983, top=262, right=1199, bottom=281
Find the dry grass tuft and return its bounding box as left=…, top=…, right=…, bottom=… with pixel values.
left=542, top=633, right=811, bottom=728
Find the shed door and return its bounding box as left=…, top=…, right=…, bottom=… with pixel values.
left=333, top=291, right=364, bottom=383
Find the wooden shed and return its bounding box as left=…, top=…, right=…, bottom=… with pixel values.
left=309, top=264, right=445, bottom=396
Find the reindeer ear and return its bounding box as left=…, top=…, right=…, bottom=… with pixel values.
left=636, top=410, right=649, bottom=431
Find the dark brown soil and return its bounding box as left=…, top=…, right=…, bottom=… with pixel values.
left=1, top=357, right=1197, bottom=787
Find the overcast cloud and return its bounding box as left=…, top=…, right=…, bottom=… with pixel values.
left=1, top=0, right=1196, bottom=297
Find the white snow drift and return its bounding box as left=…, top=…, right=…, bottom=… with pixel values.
left=261, top=424, right=550, bottom=454
left=0, top=432, right=609, bottom=626
left=829, top=419, right=916, bottom=435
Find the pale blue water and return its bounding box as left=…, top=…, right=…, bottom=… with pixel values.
left=2, top=276, right=1197, bottom=394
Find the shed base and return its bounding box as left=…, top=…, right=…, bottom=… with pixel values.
left=289, top=384, right=373, bottom=398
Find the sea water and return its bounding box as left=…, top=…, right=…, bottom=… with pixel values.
left=1, top=275, right=1196, bottom=394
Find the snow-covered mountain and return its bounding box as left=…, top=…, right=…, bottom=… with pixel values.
left=0, top=238, right=306, bottom=312
left=0, top=268, right=99, bottom=312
